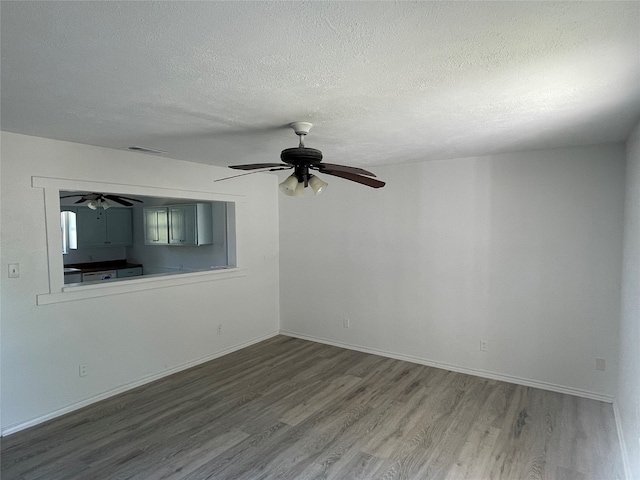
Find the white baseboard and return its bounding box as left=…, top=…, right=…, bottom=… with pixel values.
left=1, top=331, right=279, bottom=437
left=613, top=402, right=633, bottom=480
left=4, top=330, right=616, bottom=438
left=280, top=330, right=615, bottom=404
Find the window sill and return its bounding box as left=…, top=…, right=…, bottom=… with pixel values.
left=37, top=267, right=246, bottom=305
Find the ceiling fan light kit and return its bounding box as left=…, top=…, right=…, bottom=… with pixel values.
left=87, top=198, right=113, bottom=210
left=227, top=122, right=385, bottom=196
left=308, top=175, right=328, bottom=195
left=279, top=174, right=300, bottom=196
left=294, top=181, right=306, bottom=197
left=279, top=173, right=328, bottom=197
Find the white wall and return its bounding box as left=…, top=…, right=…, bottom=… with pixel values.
left=619, top=122, right=640, bottom=479
left=0, top=132, right=280, bottom=433
left=280, top=144, right=624, bottom=400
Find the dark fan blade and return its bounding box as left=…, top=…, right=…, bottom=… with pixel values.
left=322, top=169, right=386, bottom=188
left=105, top=196, right=134, bottom=207
left=229, top=163, right=290, bottom=170
left=60, top=194, right=84, bottom=199
left=74, top=198, right=87, bottom=204
left=214, top=167, right=292, bottom=183
left=314, top=163, right=376, bottom=177
left=105, top=195, right=143, bottom=203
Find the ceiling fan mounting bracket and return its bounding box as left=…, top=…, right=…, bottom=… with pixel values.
left=289, top=122, right=313, bottom=136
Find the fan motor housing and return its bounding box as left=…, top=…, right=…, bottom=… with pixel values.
left=280, top=147, right=323, bottom=166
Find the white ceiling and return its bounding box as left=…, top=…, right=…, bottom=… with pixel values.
left=2, top=1, right=639, bottom=169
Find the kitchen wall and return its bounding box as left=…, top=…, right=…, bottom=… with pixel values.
left=619, top=120, right=640, bottom=479
left=63, top=246, right=128, bottom=265
left=280, top=143, right=625, bottom=400
left=0, top=131, right=280, bottom=434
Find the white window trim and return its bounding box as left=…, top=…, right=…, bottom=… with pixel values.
left=33, top=176, right=246, bottom=305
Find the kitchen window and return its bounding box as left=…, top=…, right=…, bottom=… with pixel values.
left=60, top=210, right=77, bottom=254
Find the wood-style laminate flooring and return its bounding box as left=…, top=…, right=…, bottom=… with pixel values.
left=1, top=335, right=624, bottom=479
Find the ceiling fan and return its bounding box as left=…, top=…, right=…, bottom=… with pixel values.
left=59, top=193, right=143, bottom=210
left=226, top=122, right=385, bottom=196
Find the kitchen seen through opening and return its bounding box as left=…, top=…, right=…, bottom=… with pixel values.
left=60, top=191, right=236, bottom=285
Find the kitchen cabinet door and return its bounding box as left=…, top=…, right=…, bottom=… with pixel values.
left=105, top=208, right=133, bottom=246
left=144, top=207, right=169, bottom=245
left=76, top=208, right=133, bottom=247
left=117, top=267, right=143, bottom=278
left=168, top=205, right=197, bottom=245
left=168, top=204, right=213, bottom=246
left=144, top=204, right=212, bottom=246
left=76, top=208, right=108, bottom=247
left=64, top=273, right=82, bottom=284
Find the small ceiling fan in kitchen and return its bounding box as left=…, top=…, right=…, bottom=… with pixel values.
left=59, top=192, right=143, bottom=210
left=221, top=122, right=386, bottom=196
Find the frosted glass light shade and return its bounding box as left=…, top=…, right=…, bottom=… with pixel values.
left=308, top=175, right=328, bottom=195
left=87, top=200, right=98, bottom=210
left=279, top=175, right=299, bottom=196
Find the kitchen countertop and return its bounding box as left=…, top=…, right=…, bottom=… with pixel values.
left=63, top=260, right=143, bottom=275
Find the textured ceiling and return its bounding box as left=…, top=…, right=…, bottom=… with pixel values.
left=1, top=1, right=639, bottom=168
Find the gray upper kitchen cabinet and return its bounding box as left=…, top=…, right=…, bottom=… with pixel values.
left=144, top=203, right=213, bottom=246
left=169, top=204, right=213, bottom=246
left=76, top=207, right=133, bottom=247
left=144, top=207, right=169, bottom=245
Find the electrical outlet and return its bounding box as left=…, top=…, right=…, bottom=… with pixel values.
left=79, top=364, right=88, bottom=377
left=343, top=318, right=350, bottom=328
left=595, top=358, right=606, bottom=371
left=217, top=324, right=222, bottom=335
left=480, top=340, right=488, bottom=352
